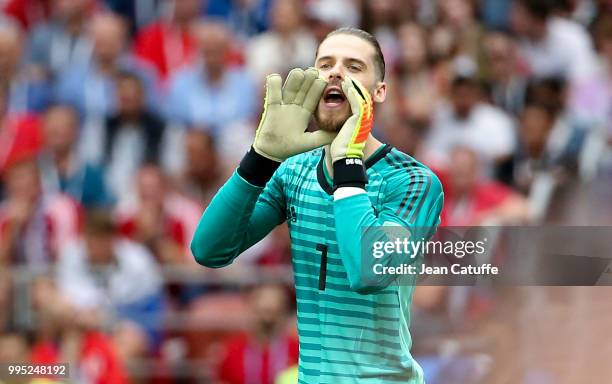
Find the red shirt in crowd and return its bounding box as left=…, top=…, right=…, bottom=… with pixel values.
left=0, top=114, right=42, bottom=175
left=215, top=333, right=299, bottom=384
left=2, top=0, right=51, bottom=31
left=118, top=213, right=186, bottom=248
left=30, top=331, right=127, bottom=384
left=133, top=22, right=198, bottom=81
left=440, top=180, right=513, bottom=226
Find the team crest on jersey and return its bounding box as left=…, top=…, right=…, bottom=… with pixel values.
left=287, top=205, right=298, bottom=222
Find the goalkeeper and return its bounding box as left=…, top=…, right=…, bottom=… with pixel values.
left=191, top=28, right=443, bottom=384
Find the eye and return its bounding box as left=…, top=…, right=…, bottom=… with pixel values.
left=319, top=63, right=332, bottom=69
left=348, top=64, right=362, bottom=72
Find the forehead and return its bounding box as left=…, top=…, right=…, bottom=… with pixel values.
left=316, top=34, right=376, bottom=63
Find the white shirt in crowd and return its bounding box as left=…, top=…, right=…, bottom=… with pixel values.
left=57, top=238, right=163, bottom=310
left=427, top=102, right=516, bottom=167
left=518, top=16, right=598, bottom=81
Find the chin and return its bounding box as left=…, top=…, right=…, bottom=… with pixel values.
left=315, top=110, right=350, bottom=133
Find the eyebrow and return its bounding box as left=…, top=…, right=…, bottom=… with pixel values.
left=316, top=56, right=369, bottom=68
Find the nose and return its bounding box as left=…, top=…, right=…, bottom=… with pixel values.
left=326, top=62, right=345, bottom=82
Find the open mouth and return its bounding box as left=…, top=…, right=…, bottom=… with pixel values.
left=323, top=86, right=346, bottom=108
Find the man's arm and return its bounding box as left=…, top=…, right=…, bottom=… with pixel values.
left=190, top=151, right=286, bottom=268
left=190, top=68, right=334, bottom=268
left=333, top=169, right=444, bottom=294
left=327, top=77, right=444, bottom=294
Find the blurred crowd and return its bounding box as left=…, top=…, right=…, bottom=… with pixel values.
left=0, top=0, right=611, bottom=383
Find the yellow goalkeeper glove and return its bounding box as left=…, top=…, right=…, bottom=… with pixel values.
left=329, top=76, right=374, bottom=190
left=253, top=67, right=335, bottom=162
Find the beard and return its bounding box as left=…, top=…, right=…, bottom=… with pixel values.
left=314, top=106, right=351, bottom=132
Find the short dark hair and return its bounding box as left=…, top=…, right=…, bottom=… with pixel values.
left=116, top=70, right=143, bottom=88
left=319, top=27, right=386, bottom=81
left=451, top=76, right=481, bottom=90
left=518, top=0, right=554, bottom=21
left=84, top=210, right=117, bottom=236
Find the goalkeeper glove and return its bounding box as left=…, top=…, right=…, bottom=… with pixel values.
left=252, top=67, right=335, bottom=162
left=329, top=76, right=374, bottom=190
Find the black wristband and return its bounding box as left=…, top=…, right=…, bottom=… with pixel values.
left=237, top=147, right=281, bottom=187
left=333, top=158, right=367, bottom=190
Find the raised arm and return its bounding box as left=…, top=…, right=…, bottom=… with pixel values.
left=190, top=156, right=286, bottom=268
left=333, top=169, right=443, bottom=294
left=328, top=77, right=444, bottom=293
left=190, top=68, right=334, bottom=267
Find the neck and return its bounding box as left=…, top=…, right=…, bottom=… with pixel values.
left=119, top=109, right=143, bottom=122
left=64, top=16, right=84, bottom=36
left=97, top=59, right=116, bottom=76
left=54, top=150, right=72, bottom=174
left=324, top=134, right=384, bottom=179
left=173, top=15, right=191, bottom=29
left=529, top=23, right=547, bottom=42
left=207, top=68, right=223, bottom=84
left=252, top=324, right=279, bottom=345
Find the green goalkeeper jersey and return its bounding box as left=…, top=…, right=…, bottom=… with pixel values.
left=191, top=144, right=444, bottom=383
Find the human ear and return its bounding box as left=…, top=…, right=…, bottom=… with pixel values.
left=373, top=82, right=387, bottom=103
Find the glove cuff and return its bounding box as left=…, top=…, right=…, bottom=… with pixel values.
left=333, top=158, right=367, bottom=190
left=238, top=147, right=281, bottom=187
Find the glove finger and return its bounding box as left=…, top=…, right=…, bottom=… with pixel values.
left=342, top=77, right=362, bottom=115
left=351, top=77, right=374, bottom=122
left=302, top=77, right=327, bottom=113
left=293, top=67, right=317, bottom=105
left=350, top=77, right=372, bottom=104
left=265, top=74, right=282, bottom=105
left=282, top=68, right=305, bottom=104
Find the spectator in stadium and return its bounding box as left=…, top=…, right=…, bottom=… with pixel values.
left=482, top=30, right=528, bottom=116
left=166, top=21, right=257, bottom=133
left=133, top=0, right=200, bottom=81
left=569, top=13, right=612, bottom=132
left=26, top=0, right=94, bottom=78
left=38, top=104, right=113, bottom=209
left=425, top=75, right=516, bottom=172
left=55, top=13, right=159, bottom=163
left=0, top=20, right=51, bottom=114
left=510, top=0, right=598, bottom=81
left=246, top=0, right=316, bottom=82
left=56, top=210, right=165, bottom=359
left=359, top=0, right=405, bottom=70
left=393, top=22, right=439, bottom=125
left=426, top=23, right=461, bottom=100
left=512, top=100, right=581, bottom=192
left=437, top=0, right=485, bottom=68
left=0, top=84, right=43, bottom=177
left=103, top=72, right=167, bottom=199
left=0, top=160, right=80, bottom=267
left=214, top=283, right=298, bottom=384
left=440, top=146, right=530, bottom=226
left=115, top=164, right=200, bottom=265
left=178, top=129, right=224, bottom=204
left=30, top=277, right=127, bottom=383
